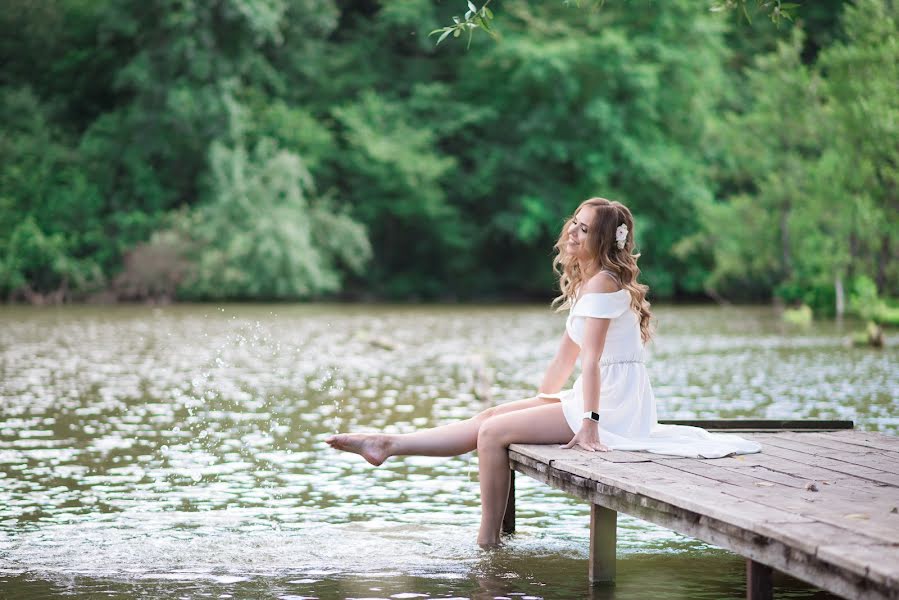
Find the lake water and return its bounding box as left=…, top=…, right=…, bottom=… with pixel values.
left=1, top=304, right=896, bottom=599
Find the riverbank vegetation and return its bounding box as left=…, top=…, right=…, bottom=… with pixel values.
left=1, top=0, right=896, bottom=315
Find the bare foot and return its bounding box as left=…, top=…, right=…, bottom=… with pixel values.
left=324, top=433, right=392, bottom=466
left=477, top=537, right=502, bottom=549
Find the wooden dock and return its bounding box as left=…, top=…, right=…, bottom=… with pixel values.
left=504, top=421, right=899, bottom=600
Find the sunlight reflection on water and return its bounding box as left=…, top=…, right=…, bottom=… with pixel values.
left=1, top=303, right=894, bottom=598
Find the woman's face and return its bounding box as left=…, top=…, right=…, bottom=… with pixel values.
left=566, top=205, right=596, bottom=260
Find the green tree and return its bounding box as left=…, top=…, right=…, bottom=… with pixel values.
left=3, top=0, right=880, bottom=305
left=174, top=138, right=370, bottom=300
left=687, top=0, right=898, bottom=312
left=684, top=30, right=827, bottom=300
left=0, top=86, right=105, bottom=298
left=453, top=1, right=732, bottom=296
left=332, top=90, right=465, bottom=297
left=818, top=0, right=898, bottom=295
left=430, top=0, right=803, bottom=46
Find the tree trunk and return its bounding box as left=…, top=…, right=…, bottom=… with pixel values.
left=848, top=232, right=858, bottom=280
left=835, top=274, right=845, bottom=318
left=876, top=235, right=890, bottom=292
left=780, top=201, right=792, bottom=280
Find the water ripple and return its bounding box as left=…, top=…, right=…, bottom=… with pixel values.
left=1, top=303, right=891, bottom=599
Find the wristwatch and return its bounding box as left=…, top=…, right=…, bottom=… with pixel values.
left=581, top=411, right=600, bottom=422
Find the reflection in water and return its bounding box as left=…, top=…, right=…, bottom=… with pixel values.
left=1, top=303, right=893, bottom=599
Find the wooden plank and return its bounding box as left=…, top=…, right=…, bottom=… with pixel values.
left=549, top=459, right=814, bottom=529
left=777, top=431, right=899, bottom=456
left=509, top=430, right=899, bottom=600
left=722, top=464, right=827, bottom=489
left=517, top=437, right=881, bottom=485
left=764, top=521, right=885, bottom=558
left=596, top=450, right=659, bottom=463
left=511, top=444, right=579, bottom=465
left=738, top=433, right=897, bottom=473
left=746, top=559, right=773, bottom=600
left=654, top=454, right=889, bottom=498
left=588, top=504, right=616, bottom=584
left=707, top=452, right=858, bottom=485
left=508, top=453, right=897, bottom=600
left=658, top=419, right=854, bottom=431
left=512, top=443, right=654, bottom=464
left=832, top=544, right=899, bottom=588
left=752, top=433, right=899, bottom=476
left=816, top=542, right=899, bottom=589
left=649, top=457, right=899, bottom=545
left=502, top=469, right=515, bottom=534
left=818, top=430, right=899, bottom=453
left=516, top=439, right=898, bottom=502
left=597, top=457, right=895, bottom=544
left=511, top=450, right=809, bottom=529
left=512, top=452, right=812, bottom=539
left=520, top=441, right=858, bottom=487
left=743, top=437, right=899, bottom=487
left=516, top=443, right=899, bottom=546
left=654, top=456, right=811, bottom=489
left=749, top=524, right=899, bottom=596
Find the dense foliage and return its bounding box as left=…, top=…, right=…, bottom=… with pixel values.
left=1, top=0, right=895, bottom=310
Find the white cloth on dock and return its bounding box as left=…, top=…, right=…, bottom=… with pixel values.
left=538, top=289, right=761, bottom=459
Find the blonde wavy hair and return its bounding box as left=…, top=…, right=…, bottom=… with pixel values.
left=552, top=197, right=653, bottom=343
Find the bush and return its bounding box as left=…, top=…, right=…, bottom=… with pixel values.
left=113, top=230, right=192, bottom=302
left=0, top=217, right=101, bottom=301
left=850, top=275, right=899, bottom=327
left=174, top=139, right=371, bottom=300
left=775, top=279, right=837, bottom=317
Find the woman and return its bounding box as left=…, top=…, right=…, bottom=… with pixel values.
left=325, top=197, right=761, bottom=547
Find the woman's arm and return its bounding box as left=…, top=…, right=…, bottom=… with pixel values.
left=580, top=317, right=611, bottom=412
left=560, top=272, right=618, bottom=452
left=578, top=271, right=619, bottom=412
left=538, top=332, right=580, bottom=395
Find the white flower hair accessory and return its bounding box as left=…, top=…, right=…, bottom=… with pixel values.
left=615, top=224, right=628, bottom=249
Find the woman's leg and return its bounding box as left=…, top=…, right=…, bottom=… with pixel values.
left=475, top=402, right=573, bottom=547
left=325, top=395, right=559, bottom=466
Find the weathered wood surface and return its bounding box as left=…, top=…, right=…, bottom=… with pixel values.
left=502, top=470, right=515, bottom=533
left=508, top=429, right=899, bottom=600
left=589, top=504, right=616, bottom=584
left=747, top=560, right=774, bottom=600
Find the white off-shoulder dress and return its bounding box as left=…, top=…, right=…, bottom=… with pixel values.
left=539, top=289, right=761, bottom=459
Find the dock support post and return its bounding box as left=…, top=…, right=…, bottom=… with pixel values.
left=588, top=504, right=617, bottom=584
left=502, top=469, right=515, bottom=534
left=746, top=559, right=773, bottom=600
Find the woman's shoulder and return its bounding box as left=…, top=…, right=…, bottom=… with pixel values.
left=570, top=271, right=629, bottom=320
left=581, top=270, right=622, bottom=295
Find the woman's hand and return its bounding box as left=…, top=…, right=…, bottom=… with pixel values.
left=560, top=421, right=610, bottom=452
